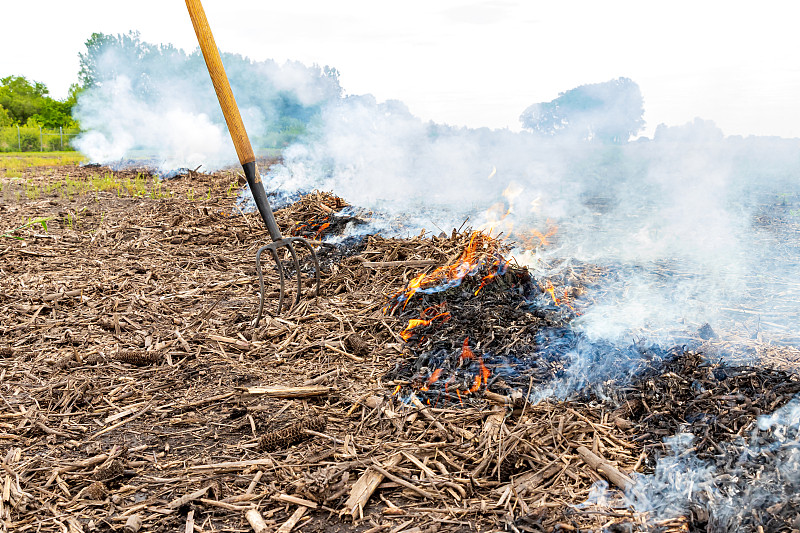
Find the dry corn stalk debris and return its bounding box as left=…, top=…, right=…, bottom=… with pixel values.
left=0, top=164, right=798, bottom=533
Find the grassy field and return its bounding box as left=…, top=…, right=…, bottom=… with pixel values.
left=0, top=171, right=176, bottom=203
left=0, top=158, right=244, bottom=219
left=0, top=151, right=87, bottom=176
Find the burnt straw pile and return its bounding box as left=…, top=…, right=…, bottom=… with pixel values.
left=381, top=232, right=682, bottom=407
left=2, top=165, right=800, bottom=533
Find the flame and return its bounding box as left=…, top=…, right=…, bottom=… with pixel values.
left=292, top=215, right=333, bottom=239
left=482, top=201, right=512, bottom=237
left=544, top=282, right=556, bottom=303
left=314, top=222, right=331, bottom=239
left=444, top=375, right=454, bottom=393
left=420, top=303, right=447, bottom=319
left=476, top=262, right=505, bottom=294
left=459, top=337, right=475, bottom=361
left=512, top=223, right=558, bottom=250
left=543, top=281, right=577, bottom=313
left=420, top=368, right=443, bottom=392
left=399, top=311, right=450, bottom=341
left=427, top=367, right=443, bottom=385
left=459, top=338, right=491, bottom=393
left=402, top=338, right=493, bottom=400
left=480, top=182, right=523, bottom=237
left=531, top=225, right=558, bottom=246
left=388, top=231, right=508, bottom=309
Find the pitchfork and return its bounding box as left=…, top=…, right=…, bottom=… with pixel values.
left=186, top=0, right=320, bottom=324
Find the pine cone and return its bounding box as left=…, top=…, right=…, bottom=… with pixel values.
left=260, top=415, right=327, bottom=452
left=344, top=334, right=370, bottom=357
left=93, top=459, right=124, bottom=481
left=498, top=451, right=521, bottom=482
left=82, top=481, right=108, bottom=500
left=84, top=353, right=105, bottom=365
left=54, top=354, right=77, bottom=369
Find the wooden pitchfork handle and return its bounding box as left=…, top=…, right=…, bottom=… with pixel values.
left=185, top=0, right=283, bottom=242
left=185, top=0, right=321, bottom=321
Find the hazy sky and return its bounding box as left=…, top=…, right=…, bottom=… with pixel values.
left=3, top=0, right=799, bottom=138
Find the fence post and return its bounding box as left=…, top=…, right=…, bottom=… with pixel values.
left=39, top=126, right=43, bottom=151
left=60, top=126, right=63, bottom=150
left=17, top=124, right=21, bottom=151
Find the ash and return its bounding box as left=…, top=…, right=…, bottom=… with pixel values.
left=622, top=398, right=800, bottom=532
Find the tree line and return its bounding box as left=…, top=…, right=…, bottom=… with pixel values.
left=0, top=76, right=81, bottom=129
left=2, top=32, right=648, bottom=148
left=74, top=31, right=342, bottom=148
left=2, top=30, right=343, bottom=139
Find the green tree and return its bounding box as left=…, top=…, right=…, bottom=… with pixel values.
left=32, top=99, right=77, bottom=128
left=0, top=76, right=79, bottom=128
left=76, top=31, right=344, bottom=144
left=0, top=75, right=49, bottom=125
left=78, top=31, right=161, bottom=89
left=520, top=77, right=644, bottom=144
left=0, top=105, right=12, bottom=126
left=78, top=32, right=113, bottom=88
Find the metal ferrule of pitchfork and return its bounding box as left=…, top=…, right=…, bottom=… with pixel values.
left=186, top=0, right=320, bottom=324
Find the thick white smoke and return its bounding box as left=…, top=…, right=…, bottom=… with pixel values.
left=267, top=94, right=800, bottom=352
left=75, top=74, right=231, bottom=169
left=74, top=34, right=800, bottom=363
left=73, top=33, right=340, bottom=171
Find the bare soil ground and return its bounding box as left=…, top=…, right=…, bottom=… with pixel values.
left=1, top=163, right=799, bottom=533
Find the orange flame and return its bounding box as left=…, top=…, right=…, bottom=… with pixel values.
left=543, top=282, right=577, bottom=313
left=292, top=215, right=333, bottom=239
left=443, top=375, right=455, bottom=396
left=459, top=338, right=491, bottom=393
left=420, top=368, right=443, bottom=392
left=314, top=222, right=331, bottom=238
left=531, top=225, right=558, bottom=246
left=480, top=182, right=523, bottom=237
left=427, top=367, right=443, bottom=385
left=388, top=231, right=508, bottom=309
left=399, top=311, right=451, bottom=341
left=477, top=268, right=502, bottom=295
left=420, top=303, right=447, bottom=319
left=544, top=282, right=557, bottom=303
left=405, top=338, right=493, bottom=399
left=459, top=337, right=475, bottom=362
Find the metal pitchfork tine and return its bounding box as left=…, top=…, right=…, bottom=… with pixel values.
left=186, top=0, right=320, bottom=325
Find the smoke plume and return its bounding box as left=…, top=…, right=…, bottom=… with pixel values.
left=266, top=89, right=800, bottom=350
left=73, top=31, right=341, bottom=171
left=75, top=35, right=800, bottom=379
